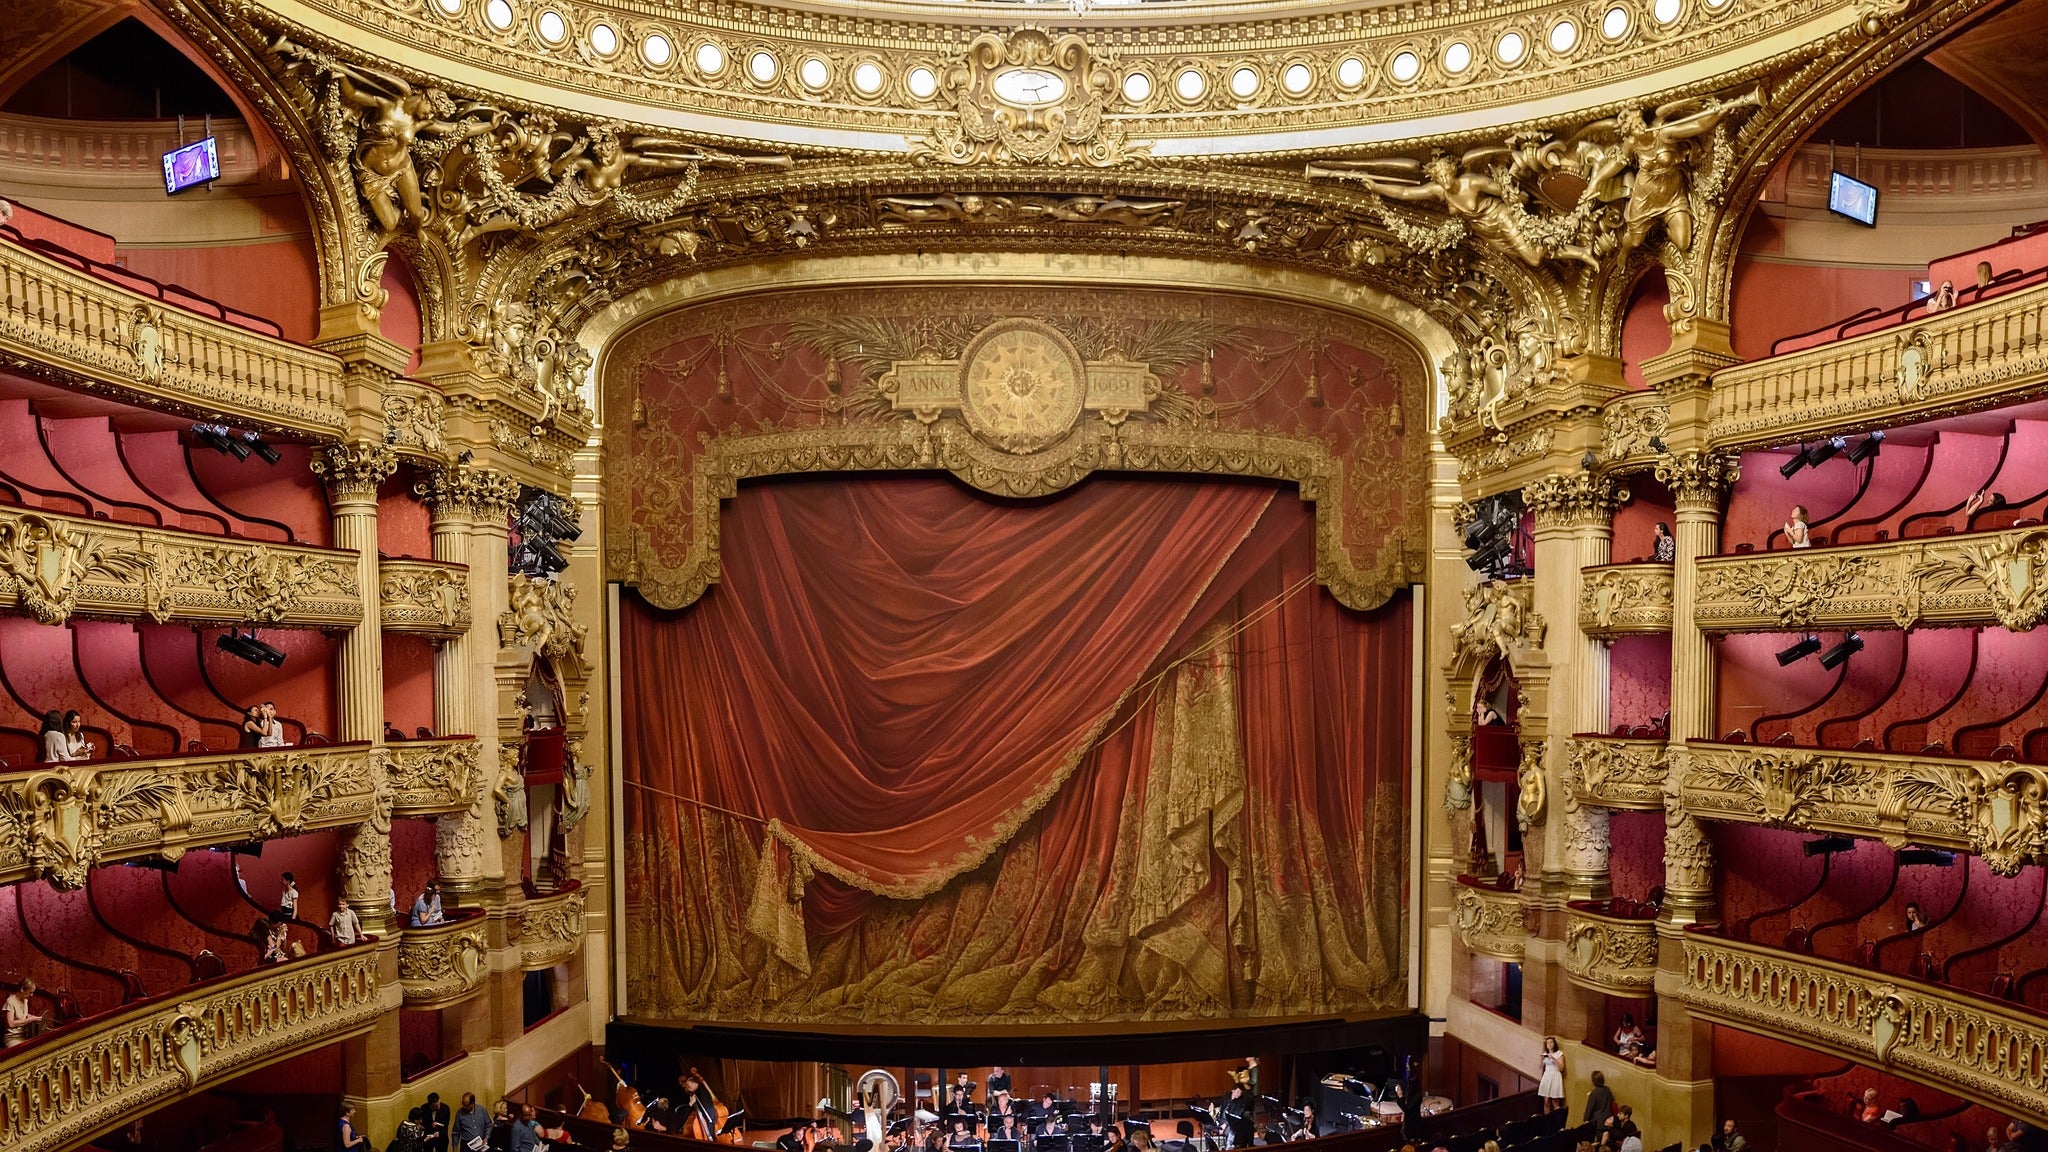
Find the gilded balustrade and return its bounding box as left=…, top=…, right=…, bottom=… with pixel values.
left=1567, top=736, right=1668, bottom=810
left=1707, top=279, right=2048, bottom=450
left=1675, top=741, right=2048, bottom=876
left=0, top=947, right=380, bottom=1152
left=379, top=558, right=471, bottom=639
left=1677, top=932, right=2048, bottom=1120
left=1579, top=562, right=1675, bottom=639
left=519, top=883, right=587, bottom=971
left=0, top=237, right=347, bottom=438
left=1562, top=903, right=1660, bottom=995
left=385, top=738, right=481, bottom=818
left=397, top=913, right=490, bottom=1007
left=0, top=505, right=361, bottom=629
left=0, top=744, right=378, bottom=891
left=1452, top=876, right=1527, bottom=962
left=1693, top=524, right=2048, bottom=634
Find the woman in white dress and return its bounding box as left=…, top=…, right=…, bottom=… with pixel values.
left=1537, top=1036, right=1565, bottom=1113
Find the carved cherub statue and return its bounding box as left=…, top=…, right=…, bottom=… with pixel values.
left=1569, top=87, right=1764, bottom=262
left=325, top=59, right=502, bottom=235
left=1307, top=150, right=1599, bottom=270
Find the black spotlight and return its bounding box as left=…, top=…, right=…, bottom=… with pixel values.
left=216, top=630, right=286, bottom=667
left=1845, top=431, right=1885, bottom=464
left=1780, top=446, right=1811, bottom=479
left=1899, top=848, right=1956, bottom=867
left=242, top=432, right=281, bottom=465
left=1776, top=635, right=1823, bottom=666
left=1803, top=835, right=1857, bottom=857
left=1804, top=437, right=1847, bottom=467
left=1818, top=632, right=1864, bottom=671
left=1581, top=450, right=1599, bottom=471
left=1648, top=436, right=1667, bottom=454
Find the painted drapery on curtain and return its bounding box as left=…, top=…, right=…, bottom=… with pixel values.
left=622, top=475, right=1409, bottom=1024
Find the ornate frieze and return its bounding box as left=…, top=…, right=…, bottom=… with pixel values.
left=0, top=745, right=379, bottom=890
left=1602, top=393, right=1670, bottom=464
left=0, top=507, right=362, bottom=628
left=1453, top=877, right=1527, bottom=962
left=398, top=915, right=491, bottom=1007
left=502, top=576, right=590, bottom=670
left=1693, top=525, right=2048, bottom=633
left=1677, top=933, right=2048, bottom=1120
left=1525, top=473, right=1625, bottom=529
left=0, top=949, right=380, bottom=1152
left=382, top=379, right=447, bottom=458
left=1579, top=563, right=1675, bottom=637
left=1449, top=579, right=1544, bottom=668
left=519, top=884, right=587, bottom=971
left=912, top=30, right=1139, bottom=168
left=1567, top=735, right=1669, bottom=811
left=1675, top=742, right=2048, bottom=875
left=1562, top=905, right=1660, bottom=995
left=385, top=737, right=481, bottom=818
left=379, top=558, right=471, bottom=638
left=0, top=235, right=349, bottom=439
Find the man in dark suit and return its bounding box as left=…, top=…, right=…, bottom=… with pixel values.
left=424, top=1092, right=451, bottom=1152
left=1582, top=1072, right=1615, bottom=1128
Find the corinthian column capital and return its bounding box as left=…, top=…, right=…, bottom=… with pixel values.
left=1653, top=451, right=1741, bottom=511
left=417, top=462, right=522, bottom=523
left=1524, top=471, right=1624, bottom=529
left=311, top=442, right=399, bottom=504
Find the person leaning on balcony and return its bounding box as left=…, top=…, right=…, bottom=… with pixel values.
left=1581, top=1071, right=1614, bottom=1126
left=330, top=899, right=363, bottom=946
left=2, top=978, right=43, bottom=1044
left=1784, top=506, right=1812, bottom=549
left=411, top=880, right=446, bottom=927
left=338, top=1104, right=372, bottom=1152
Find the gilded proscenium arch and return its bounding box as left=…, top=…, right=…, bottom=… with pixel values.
left=580, top=251, right=1455, bottom=612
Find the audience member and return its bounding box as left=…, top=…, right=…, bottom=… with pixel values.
left=1904, top=901, right=1927, bottom=933
left=1711, top=1119, right=1746, bottom=1151
left=391, top=1106, right=430, bottom=1152
left=425, top=1091, right=452, bottom=1152
left=1857, top=1088, right=1882, bottom=1124
left=1652, top=522, right=1676, bottom=563
left=510, top=1104, right=541, bottom=1152
left=41, top=710, right=91, bottom=763
left=3, top=978, right=44, bottom=1045
left=255, top=701, right=287, bottom=747
left=412, top=880, right=446, bottom=927
left=239, top=705, right=267, bottom=749
left=1612, top=1013, right=1645, bottom=1056
left=1475, top=702, right=1504, bottom=727
left=1785, top=505, right=1812, bottom=549
left=338, top=1104, right=371, bottom=1151
left=331, top=899, right=363, bottom=946
left=1603, top=1104, right=1639, bottom=1150
left=613, top=1129, right=632, bottom=1150
left=456, top=1092, right=491, bottom=1152
left=279, top=871, right=300, bottom=920
left=1929, top=280, right=1958, bottom=312
left=1582, top=1071, right=1614, bottom=1126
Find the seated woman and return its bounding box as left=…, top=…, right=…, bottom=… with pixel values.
left=1612, top=1013, right=1646, bottom=1057
left=2, top=978, right=44, bottom=1045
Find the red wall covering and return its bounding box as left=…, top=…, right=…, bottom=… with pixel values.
left=377, top=468, right=434, bottom=559
left=1607, top=810, right=1666, bottom=904
left=392, top=818, right=437, bottom=915
left=184, top=441, right=330, bottom=547
left=383, top=635, right=437, bottom=737
left=379, top=256, right=425, bottom=375
left=1728, top=243, right=1922, bottom=361
left=1618, top=275, right=1673, bottom=391
left=1612, top=480, right=1675, bottom=563
left=1608, top=636, right=1672, bottom=730
left=115, top=235, right=322, bottom=345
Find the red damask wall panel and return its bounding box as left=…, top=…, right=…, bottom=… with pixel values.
left=382, top=635, right=437, bottom=737
left=1608, top=636, right=1672, bottom=730
left=1611, top=479, right=1674, bottom=563
left=1607, top=810, right=1665, bottom=904
left=1728, top=252, right=1920, bottom=361
left=186, top=441, right=329, bottom=547
left=377, top=468, right=433, bottom=559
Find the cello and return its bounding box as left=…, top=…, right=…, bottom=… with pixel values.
left=680, top=1065, right=737, bottom=1143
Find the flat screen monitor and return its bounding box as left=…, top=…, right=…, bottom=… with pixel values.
left=162, top=137, right=220, bottom=195
left=1829, top=170, right=1878, bottom=226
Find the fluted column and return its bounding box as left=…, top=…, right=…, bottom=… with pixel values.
left=418, top=463, right=522, bottom=904
left=1524, top=471, right=1622, bottom=899
left=1652, top=450, right=1739, bottom=929
left=312, top=443, right=399, bottom=933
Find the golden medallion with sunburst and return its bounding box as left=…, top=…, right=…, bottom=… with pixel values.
left=958, top=320, right=1086, bottom=454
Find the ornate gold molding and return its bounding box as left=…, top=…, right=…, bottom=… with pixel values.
left=383, top=379, right=448, bottom=459
left=1563, top=904, right=1660, bottom=995
left=1526, top=472, right=1625, bottom=529
left=1677, top=932, right=2048, bottom=1120
left=310, top=442, right=398, bottom=501
left=1580, top=562, right=1674, bottom=637
left=1567, top=735, right=1669, bottom=810
left=502, top=576, right=591, bottom=669
left=0, top=233, right=348, bottom=439
left=386, top=737, right=482, bottom=818
left=1694, top=525, right=2048, bottom=634
left=1518, top=737, right=1549, bottom=829
left=1676, top=742, right=2048, bottom=875
left=1453, top=876, right=1528, bottom=962
left=0, top=950, right=380, bottom=1152
left=1601, top=392, right=1670, bottom=465
left=380, top=558, right=472, bottom=638
left=418, top=462, right=522, bottom=523
left=0, top=507, right=362, bottom=629
left=1653, top=449, right=1740, bottom=508
left=1448, top=579, right=1545, bottom=668
left=519, top=884, right=588, bottom=971
left=0, top=745, right=379, bottom=890
left=397, top=914, right=491, bottom=1007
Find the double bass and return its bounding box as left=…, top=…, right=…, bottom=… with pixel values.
left=680, top=1065, right=742, bottom=1144
left=600, top=1060, right=650, bottom=1128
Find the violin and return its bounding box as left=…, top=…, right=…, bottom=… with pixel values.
left=680, top=1065, right=737, bottom=1144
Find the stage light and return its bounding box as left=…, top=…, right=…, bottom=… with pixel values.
left=516, top=538, right=570, bottom=575
left=1899, top=847, right=1955, bottom=866
left=1780, top=447, right=1810, bottom=479
left=216, top=630, right=286, bottom=667
left=1803, top=836, right=1856, bottom=856
left=1648, top=436, right=1667, bottom=454
left=1805, top=437, right=1847, bottom=467
left=1818, top=632, right=1864, bottom=670
left=243, top=432, right=281, bottom=465
left=1845, top=431, right=1885, bottom=464
left=193, top=423, right=236, bottom=456
left=1581, top=450, right=1598, bottom=471
left=1776, top=635, right=1823, bottom=665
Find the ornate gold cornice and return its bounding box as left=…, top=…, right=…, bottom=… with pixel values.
left=310, top=442, right=399, bottom=501
left=1525, top=471, right=1625, bottom=528
left=398, top=914, right=491, bottom=1007
left=386, top=737, right=482, bottom=817
left=0, top=745, right=380, bottom=891
left=1579, top=562, right=1674, bottom=637
left=1562, top=904, right=1660, bottom=995
left=417, top=462, right=522, bottom=522
left=0, top=950, right=381, bottom=1152
left=1653, top=449, right=1739, bottom=508
left=0, top=507, right=362, bottom=629
left=519, top=883, right=588, bottom=971
left=379, top=559, right=473, bottom=638
left=1567, top=735, right=1669, bottom=810
left=1676, top=742, right=2048, bottom=875
left=1677, top=932, right=2048, bottom=1120
left=1695, top=525, right=2048, bottom=634
left=1453, top=876, right=1528, bottom=962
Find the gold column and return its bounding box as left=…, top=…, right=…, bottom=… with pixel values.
left=1652, top=451, right=1739, bottom=929
left=312, top=443, right=399, bottom=934
left=418, top=463, right=522, bottom=905
left=1524, top=471, right=1622, bottom=900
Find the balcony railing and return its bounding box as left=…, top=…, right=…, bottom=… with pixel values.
left=1562, top=902, right=1660, bottom=995
left=0, top=505, right=362, bottom=629
left=519, top=883, right=587, bottom=971
left=398, top=912, right=490, bottom=1007
left=1676, top=931, right=2048, bottom=1121
left=1674, top=741, right=2042, bottom=875
left=379, top=558, right=471, bottom=639
left=0, top=946, right=380, bottom=1152
left=1453, top=875, right=1526, bottom=962
left=1579, top=563, right=1674, bottom=639
left=385, top=737, right=482, bottom=818
left=1567, top=736, right=1668, bottom=811
left=1707, top=278, right=2048, bottom=450
left=0, top=231, right=348, bottom=438
left=1693, top=524, right=2048, bottom=634
left=0, top=743, right=378, bottom=890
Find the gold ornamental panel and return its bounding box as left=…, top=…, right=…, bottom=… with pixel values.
left=1453, top=876, right=1527, bottom=962
left=1567, top=735, right=1668, bottom=811
left=386, top=737, right=483, bottom=818
left=1580, top=562, right=1674, bottom=638
left=519, top=883, right=588, bottom=971
left=1693, top=525, right=2048, bottom=635
left=398, top=914, right=491, bottom=1007
left=1562, top=904, right=1660, bottom=995
left=1678, top=933, right=2048, bottom=1121
left=0, top=950, right=381, bottom=1152
left=380, top=558, right=472, bottom=639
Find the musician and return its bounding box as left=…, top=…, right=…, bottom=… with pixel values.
left=777, top=1127, right=809, bottom=1152
left=1287, top=1103, right=1318, bottom=1143
left=1219, top=1086, right=1254, bottom=1150
left=1034, top=1095, right=1066, bottom=1137
left=987, top=1069, right=1012, bottom=1099
left=987, top=1111, right=1025, bottom=1144
left=947, top=1118, right=982, bottom=1151
left=947, top=1074, right=978, bottom=1115
left=678, top=1071, right=720, bottom=1139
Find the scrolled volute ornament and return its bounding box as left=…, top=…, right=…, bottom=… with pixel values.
left=911, top=28, right=1143, bottom=168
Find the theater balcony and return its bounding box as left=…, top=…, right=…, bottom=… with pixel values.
left=1675, top=929, right=2048, bottom=1120
left=397, top=910, right=490, bottom=1009
left=1453, top=875, right=1526, bottom=963
left=518, top=881, right=587, bottom=972
left=384, top=736, right=483, bottom=818
left=1567, top=734, right=1671, bottom=810
left=1676, top=740, right=2045, bottom=875
left=0, top=946, right=381, bottom=1152
left=1579, top=562, right=1675, bottom=640
left=378, top=558, right=472, bottom=640
left=1562, top=900, right=1661, bottom=996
